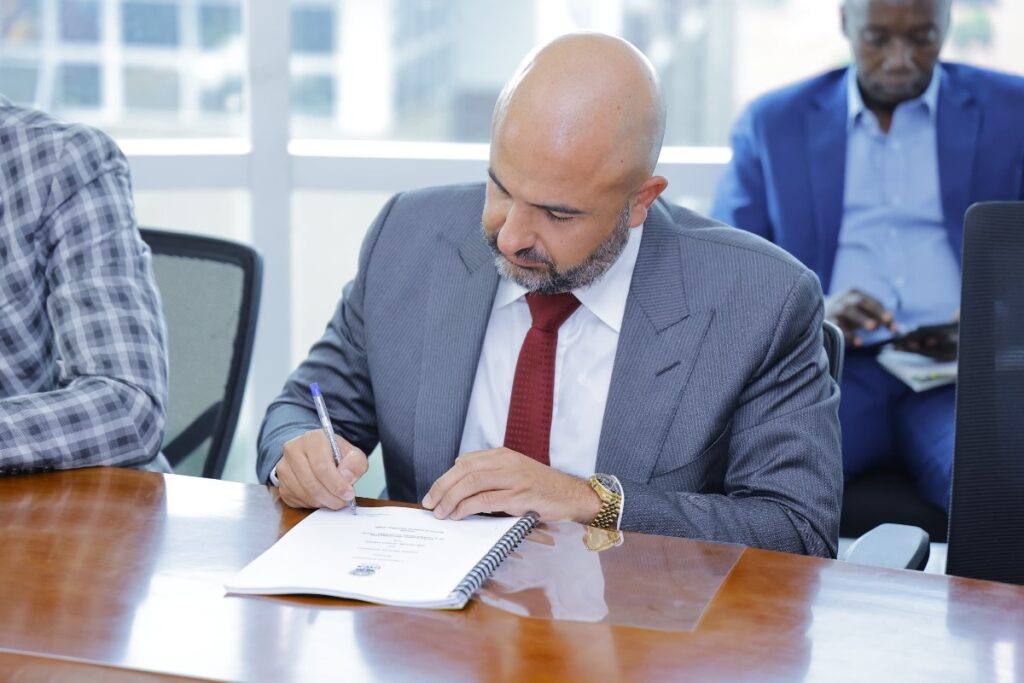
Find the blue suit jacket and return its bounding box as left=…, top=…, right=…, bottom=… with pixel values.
left=711, top=63, right=1024, bottom=292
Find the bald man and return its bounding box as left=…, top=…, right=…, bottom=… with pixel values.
left=713, top=0, right=1024, bottom=513
left=259, top=33, right=842, bottom=557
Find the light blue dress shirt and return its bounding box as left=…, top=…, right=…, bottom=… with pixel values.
left=829, top=67, right=961, bottom=334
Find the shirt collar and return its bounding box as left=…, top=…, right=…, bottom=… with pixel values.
left=493, top=224, right=644, bottom=334
left=846, top=64, right=941, bottom=130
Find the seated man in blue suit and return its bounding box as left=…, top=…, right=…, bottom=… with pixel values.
left=712, top=0, right=1024, bottom=512
left=259, top=33, right=842, bottom=557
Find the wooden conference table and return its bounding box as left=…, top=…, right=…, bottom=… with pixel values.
left=1, top=468, right=1022, bottom=682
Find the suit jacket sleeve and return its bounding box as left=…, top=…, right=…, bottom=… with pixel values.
left=619, top=271, right=842, bottom=558
left=256, top=194, right=401, bottom=484
left=710, top=105, right=774, bottom=240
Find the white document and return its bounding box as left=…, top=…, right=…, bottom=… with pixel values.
left=877, top=348, right=957, bottom=393
left=225, top=506, right=528, bottom=609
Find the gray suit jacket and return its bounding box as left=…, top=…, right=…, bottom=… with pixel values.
left=258, top=184, right=842, bottom=557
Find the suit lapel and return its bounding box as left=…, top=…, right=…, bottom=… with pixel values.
left=806, top=77, right=848, bottom=291
left=413, top=226, right=498, bottom=498
left=595, top=205, right=714, bottom=483
left=936, top=66, right=979, bottom=262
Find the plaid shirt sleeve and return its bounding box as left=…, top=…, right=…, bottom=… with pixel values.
left=0, top=107, right=168, bottom=474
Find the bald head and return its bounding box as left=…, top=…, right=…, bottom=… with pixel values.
left=481, top=34, right=669, bottom=295
left=492, top=32, right=666, bottom=189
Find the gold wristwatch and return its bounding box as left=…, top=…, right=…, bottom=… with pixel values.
left=588, top=473, right=623, bottom=529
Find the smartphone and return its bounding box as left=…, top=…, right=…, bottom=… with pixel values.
left=896, top=322, right=959, bottom=347
left=858, top=322, right=959, bottom=352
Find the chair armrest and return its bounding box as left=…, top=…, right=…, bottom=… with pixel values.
left=843, top=523, right=931, bottom=571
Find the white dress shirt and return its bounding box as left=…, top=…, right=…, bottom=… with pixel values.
left=458, top=225, right=644, bottom=479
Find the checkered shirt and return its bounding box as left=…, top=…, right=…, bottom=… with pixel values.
left=0, top=97, right=167, bottom=474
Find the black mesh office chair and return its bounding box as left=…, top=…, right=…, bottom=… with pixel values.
left=841, top=469, right=947, bottom=542
left=141, top=229, right=263, bottom=479
left=946, top=201, right=1024, bottom=585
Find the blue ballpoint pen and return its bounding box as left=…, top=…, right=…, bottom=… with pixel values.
left=309, top=382, right=357, bottom=514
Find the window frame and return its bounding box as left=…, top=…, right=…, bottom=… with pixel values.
left=113, top=3, right=733, bottom=420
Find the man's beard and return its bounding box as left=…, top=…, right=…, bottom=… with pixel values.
left=484, top=202, right=632, bottom=294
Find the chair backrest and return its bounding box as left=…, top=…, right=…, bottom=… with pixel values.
left=947, top=201, right=1024, bottom=585
left=822, top=319, right=844, bottom=383
left=141, top=228, right=262, bottom=479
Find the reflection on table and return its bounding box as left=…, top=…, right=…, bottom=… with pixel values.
left=1, top=467, right=1022, bottom=682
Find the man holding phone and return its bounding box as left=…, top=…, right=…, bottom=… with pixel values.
left=712, top=0, right=1024, bottom=511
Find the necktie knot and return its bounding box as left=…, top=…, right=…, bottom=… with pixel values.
left=526, top=292, right=581, bottom=333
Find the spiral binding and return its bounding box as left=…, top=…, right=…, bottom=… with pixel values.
left=448, top=511, right=539, bottom=607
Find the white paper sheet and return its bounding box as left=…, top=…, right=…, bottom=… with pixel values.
left=225, top=506, right=523, bottom=608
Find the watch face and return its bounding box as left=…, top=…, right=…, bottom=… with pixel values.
left=594, top=473, right=621, bottom=495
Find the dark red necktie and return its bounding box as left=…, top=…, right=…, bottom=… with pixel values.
left=503, top=292, right=582, bottom=465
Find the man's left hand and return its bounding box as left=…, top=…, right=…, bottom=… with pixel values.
left=422, top=448, right=602, bottom=523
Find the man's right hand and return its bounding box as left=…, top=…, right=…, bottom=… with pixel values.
left=825, top=288, right=897, bottom=347
left=275, top=430, right=369, bottom=509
